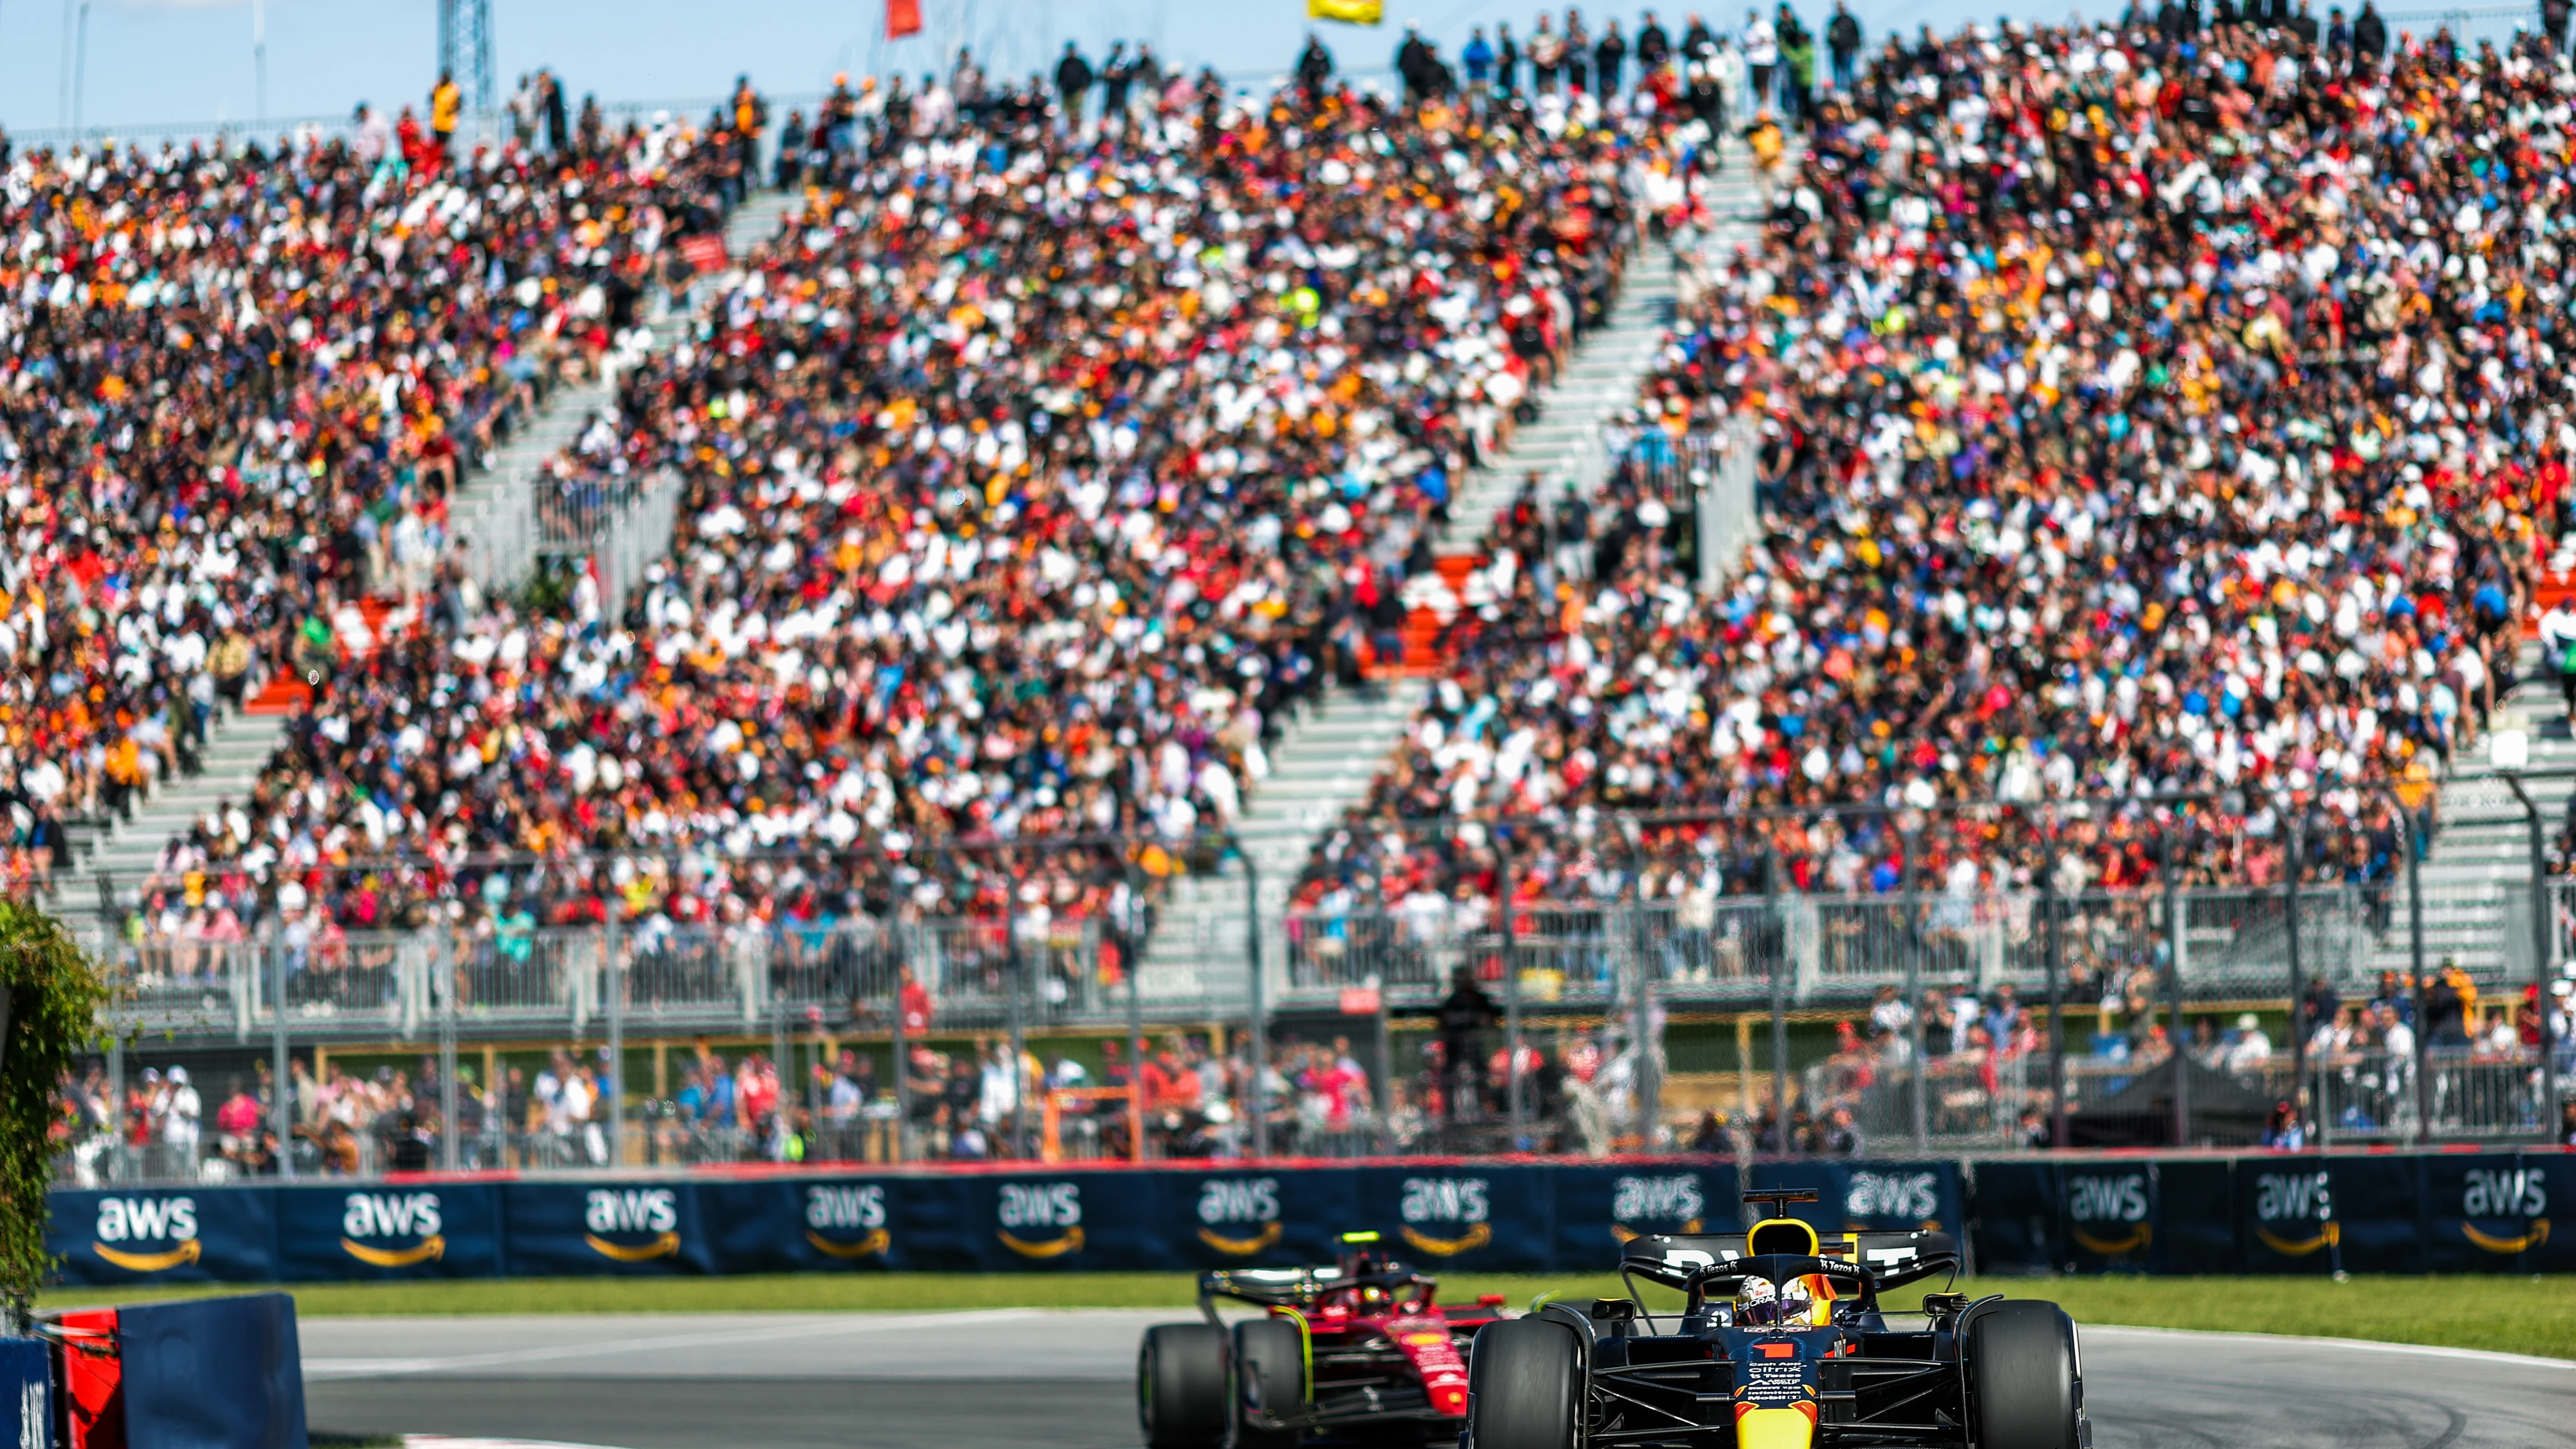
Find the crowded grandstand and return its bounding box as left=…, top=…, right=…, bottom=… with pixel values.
left=8, top=3, right=2574, bottom=1170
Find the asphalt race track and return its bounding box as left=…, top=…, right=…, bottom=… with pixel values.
left=299, top=1308, right=2575, bottom=1449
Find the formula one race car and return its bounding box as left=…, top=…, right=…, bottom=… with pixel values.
left=1140, top=1231, right=1509, bottom=1448
left=1465, top=1191, right=2089, bottom=1449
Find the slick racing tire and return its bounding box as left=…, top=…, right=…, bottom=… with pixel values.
left=1141, top=1322, right=1230, bottom=1449
left=1465, top=1319, right=1581, bottom=1449
left=1231, top=1318, right=1308, bottom=1449
left=1967, top=1301, right=2083, bottom=1449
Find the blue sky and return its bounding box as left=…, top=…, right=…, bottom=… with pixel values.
left=0, top=0, right=2094, bottom=139
left=0, top=0, right=2528, bottom=141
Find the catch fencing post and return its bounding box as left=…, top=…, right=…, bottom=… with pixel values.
left=438, top=930, right=461, bottom=1171
left=105, top=1029, right=126, bottom=1183
left=2503, top=774, right=2560, bottom=1139
left=1631, top=886, right=1660, bottom=1146
left=771, top=999, right=791, bottom=1154
left=1904, top=827, right=1927, bottom=1152
left=605, top=906, right=625, bottom=1168
left=1006, top=882, right=1028, bottom=1159
left=1373, top=980, right=1397, bottom=1155
left=2406, top=805, right=2435, bottom=1143
left=271, top=934, right=292, bottom=1180
left=1766, top=843, right=1789, bottom=1154
left=2283, top=809, right=2307, bottom=1141
left=1124, top=862, right=1148, bottom=1163
left=1501, top=840, right=1525, bottom=1143
left=2042, top=848, right=2067, bottom=1151
left=2160, top=829, right=2188, bottom=1148
left=1244, top=851, right=1271, bottom=1161
left=891, top=940, right=912, bottom=1164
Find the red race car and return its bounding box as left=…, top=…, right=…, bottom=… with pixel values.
left=1140, top=1231, right=1508, bottom=1448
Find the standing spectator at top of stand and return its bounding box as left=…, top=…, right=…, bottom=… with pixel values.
left=1597, top=21, right=1630, bottom=95
left=1297, top=32, right=1336, bottom=101
left=1826, top=2, right=1861, bottom=89
left=1054, top=42, right=1095, bottom=133
left=429, top=71, right=462, bottom=164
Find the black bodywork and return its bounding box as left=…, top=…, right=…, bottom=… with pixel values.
left=1533, top=1228, right=2060, bottom=1446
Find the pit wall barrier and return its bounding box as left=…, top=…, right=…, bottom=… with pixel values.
left=42, top=1152, right=2570, bottom=1287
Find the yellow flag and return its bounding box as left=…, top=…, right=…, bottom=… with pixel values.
left=1308, top=0, right=1383, bottom=23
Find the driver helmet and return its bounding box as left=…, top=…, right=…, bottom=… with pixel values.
left=1736, top=1278, right=1780, bottom=1325
left=1778, top=1277, right=1815, bottom=1326
left=1337, top=1234, right=1390, bottom=1278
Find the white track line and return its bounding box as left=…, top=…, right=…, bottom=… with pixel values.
left=2084, top=1323, right=2575, bottom=1372
left=304, top=1308, right=1044, bottom=1379
left=402, top=1439, right=627, bottom=1449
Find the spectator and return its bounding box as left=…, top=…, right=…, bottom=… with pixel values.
left=1054, top=42, right=1095, bottom=131
left=1826, top=2, right=1861, bottom=89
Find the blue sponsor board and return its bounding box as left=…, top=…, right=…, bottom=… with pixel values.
left=47, top=1187, right=277, bottom=1287
left=2317, top=1153, right=2427, bottom=1274
left=700, top=1177, right=899, bottom=1273
left=2423, top=1154, right=2549, bottom=1275
left=1178, top=1168, right=1360, bottom=1270
left=979, top=1171, right=1166, bottom=1271
left=2057, top=1163, right=2157, bottom=1272
left=1362, top=1165, right=1554, bottom=1272
left=2148, top=1160, right=2236, bottom=1274
left=34, top=1152, right=2576, bottom=1285
left=1553, top=1163, right=1738, bottom=1265
left=2236, top=1160, right=2342, bottom=1275
left=1963, top=1161, right=2057, bottom=1273
left=276, top=1183, right=504, bottom=1280
left=502, top=1181, right=716, bottom=1276
left=2522, top=1150, right=2576, bottom=1276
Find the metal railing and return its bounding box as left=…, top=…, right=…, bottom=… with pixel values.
left=1276, top=888, right=2384, bottom=1008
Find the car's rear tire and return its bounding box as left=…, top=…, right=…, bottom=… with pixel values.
left=1141, top=1322, right=1229, bottom=1449
left=1968, top=1301, right=2081, bottom=1449
left=1466, top=1319, right=1580, bottom=1449
left=1231, top=1318, right=1307, bottom=1449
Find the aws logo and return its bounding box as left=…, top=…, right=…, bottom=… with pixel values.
left=2065, top=1173, right=2152, bottom=1257
left=585, top=1188, right=682, bottom=1262
left=1196, top=1177, right=1282, bottom=1256
left=1846, top=1171, right=1939, bottom=1225
left=341, top=1192, right=447, bottom=1267
left=2459, top=1168, right=2550, bottom=1255
left=2252, top=1171, right=2338, bottom=1257
left=17, top=1374, right=43, bottom=1449
left=997, top=1182, right=1084, bottom=1258
left=805, top=1184, right=890, bottom=1260
left=92, top=1197, right=199, bottom=1273
left=1399, top=1177, right=1491, bottom=1256
left=1610, top=1175, right=1705, bottom=1242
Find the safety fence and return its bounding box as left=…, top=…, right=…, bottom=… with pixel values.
left=61, top=861, right=2573, bottom=1188
left=88, top=882, right=2416, bottom=1045
left=41, top=1148, right=2573, bottom=1287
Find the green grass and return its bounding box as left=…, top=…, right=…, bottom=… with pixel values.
left=37, top=1272, right=2574, bottom=1359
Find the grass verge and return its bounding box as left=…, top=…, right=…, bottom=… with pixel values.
left=39, top=1272, right=2572, bottom=1360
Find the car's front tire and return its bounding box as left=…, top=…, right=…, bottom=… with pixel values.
left=1465, top=1319, right=1581, bottom=1449
left=1968, top=1300, right=2083, bottom=1449
left=1141, top=1322, right=1230, bottom=1449
left=1231, top=1318, right=1307, bottom=1449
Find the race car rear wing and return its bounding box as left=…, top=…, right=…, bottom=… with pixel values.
left=1618, top=1229, right=1962, bottom=1294
left=1198, top=1265, right=1437, bottom=1312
